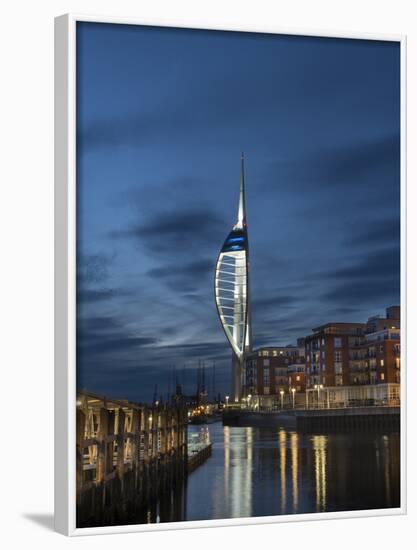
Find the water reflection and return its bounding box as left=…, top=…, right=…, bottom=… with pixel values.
left=312, top=435, right=327, bottom=512
left=290, top=432, right=299, bottom=513
left=184, top=424, right=400, bottom=522
left=279, top=429, right=287, bottom=513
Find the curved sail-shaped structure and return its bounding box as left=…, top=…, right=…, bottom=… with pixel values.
left=215, top=154, right=252, bottom=401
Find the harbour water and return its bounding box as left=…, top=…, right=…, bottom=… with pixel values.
left=182, top=423, right=400, bottom=521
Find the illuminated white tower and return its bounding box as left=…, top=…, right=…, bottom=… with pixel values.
left=215, top=153, right=252, bottom=401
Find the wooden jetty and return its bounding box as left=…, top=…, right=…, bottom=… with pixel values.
left=76, top=391, right=188, bottom=527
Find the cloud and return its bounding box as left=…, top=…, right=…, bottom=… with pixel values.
left=147, top=258, right=214, bottom=293
left=252, top=294, right=299, bottom=311
left=344, top=217, right=400, bottom=248
left=76, top=253, right=112, bottom=285
left=266, top=133, right=400, bottom=191
left=77, top=315, right=158, bottom=358
left=112, top=208, right=223, bottom=251
left=326, top=246, right=400, bottom=282
left=321, top=247, right=400, bottom=306
left=324, top=278, right=399, bottom=306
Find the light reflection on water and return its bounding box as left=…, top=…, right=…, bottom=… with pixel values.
left=184, top=423, right=400, bottom=521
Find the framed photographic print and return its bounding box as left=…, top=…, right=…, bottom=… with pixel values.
left=54, top=14, right=406, bottom=536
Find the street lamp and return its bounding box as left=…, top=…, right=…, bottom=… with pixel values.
left=291, top=387, right=296, bottom=409
left=280, top=389, right=284, bottom=410
left=225, top=395, right=229, bottom=407
left=314, top=384, right=324, bottom=408
left=247, top=394, right=252, bottom=410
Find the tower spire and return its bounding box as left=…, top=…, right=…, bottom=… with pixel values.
left=237, top=152, right=246, bottom=228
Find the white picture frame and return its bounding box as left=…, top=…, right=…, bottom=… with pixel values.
left=54, top=13, right=407, bottom=536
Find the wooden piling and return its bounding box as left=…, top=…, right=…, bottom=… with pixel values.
left=76, top=391, right=188, bottom=528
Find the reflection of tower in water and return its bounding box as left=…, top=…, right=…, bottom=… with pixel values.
left=223, top=426, right=253, bottom=518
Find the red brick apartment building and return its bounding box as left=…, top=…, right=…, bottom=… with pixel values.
left=305, top=306, right=400, bottom=389
left=288, top=362, right=306, bottom=392
left=241, top=306, right=400, bottom=404
left=244, top=344, right=303, bottom=397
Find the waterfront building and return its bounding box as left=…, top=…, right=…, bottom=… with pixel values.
left=304, top=306, right=400, bottom=389
left=244, top=346, right=301, bottom=398
left=306, top=382, right=400, bottom=409
left=305, top=322, right=365, bottom=388
left=215, top=154, right=252, bottom=402
left=349, top=327, right=400, bottom=385
left=288, top=363, right=306, bottom=393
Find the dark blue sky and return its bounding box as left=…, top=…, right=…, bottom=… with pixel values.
left=76, top=22, right=400, bottom=402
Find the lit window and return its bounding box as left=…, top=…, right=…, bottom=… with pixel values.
left=380, top=373, right=385, bottom=381
left=296, top=376, right=300, bottom=381
left=380, top=359, right=384, bottom=367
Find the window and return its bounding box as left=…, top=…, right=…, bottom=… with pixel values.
left=263, top=358, right=270, bottom=367
left=380, top=373, right=385, bottom=381
left=335, top=350, right=342, bottom=361
left=322, top=351, right=325, bottom=359
left=380, top=359, right=384, bottom=367
left=322, top=363, right=326, bottom=371
left=334, top=337, right=342, bottom=348
left=296, top=375, right=300, bottom=381
left=335, top=375, right=343, bottom=386
left=264, top=387, right=270, bottom=394
left=334, top=362, right=343, bottom=374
